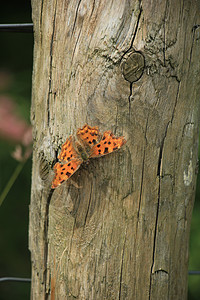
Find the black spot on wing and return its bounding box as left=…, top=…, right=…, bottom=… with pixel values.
left=91, top=132, right=97, bottom=136
left=104, top=147, right=109, bottom=154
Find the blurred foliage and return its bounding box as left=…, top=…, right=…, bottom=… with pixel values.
left=8, top=70, right=32, bottom=123
left=0, top=1, right=199, bottom=300
left=0, top=1, right=33, bottom=300
left=0, top=141, right=31, bottom=300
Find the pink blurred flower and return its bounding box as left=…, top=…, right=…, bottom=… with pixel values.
left=0, top=96, right=32, bottom=161
left=0, top=96, right=32, bottom=143
left=11, top=144, right=32, bottom=162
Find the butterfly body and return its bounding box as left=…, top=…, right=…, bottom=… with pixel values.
left=75, top=141, right=90, bottom=162
left=51, top=124, right=126, bottom=189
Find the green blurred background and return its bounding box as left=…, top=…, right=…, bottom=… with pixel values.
left=0, top=1, right=199, bottom=299
left=0, top=1, right=32, bottom=299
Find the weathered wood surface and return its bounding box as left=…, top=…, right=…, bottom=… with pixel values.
left=29, top=1, right=200, bottom=299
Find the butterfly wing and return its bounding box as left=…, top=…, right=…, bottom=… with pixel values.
left=58, top=136, right=77, bottom=161
left=51, top=160, right=82, bottom=188
left=51, top=136, right=82, bottom=189
left=76, top=124, right=101, bottom=148
left=90, top=131, right=126, bottom=158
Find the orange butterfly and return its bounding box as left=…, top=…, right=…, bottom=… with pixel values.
left=51, top=124, right=126, bottom=189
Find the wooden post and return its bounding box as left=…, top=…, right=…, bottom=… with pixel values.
left=29, top=1, right=200, bottom=299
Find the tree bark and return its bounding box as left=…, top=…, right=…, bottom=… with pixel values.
left=29, top=1, right=200, bottom=299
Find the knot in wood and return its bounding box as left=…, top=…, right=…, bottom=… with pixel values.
left=121, top=50, right=145, bottom=83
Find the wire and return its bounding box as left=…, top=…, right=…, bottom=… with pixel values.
left=188, top=271, right=200, bottom=275
left=0, top=277, right=31, bottom=282
left=0, top=23, right=33, bottom=33
left=1, top=270, right=200, bottom=284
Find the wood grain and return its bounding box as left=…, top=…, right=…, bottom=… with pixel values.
left=29, top=1, right=200, bottom=299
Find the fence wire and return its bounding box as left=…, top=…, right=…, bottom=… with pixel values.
left=0, top=23, right=33, bottom=33
left=0, top=270, right=200, bottom=284
left=0, top=277, right=31, bottom=282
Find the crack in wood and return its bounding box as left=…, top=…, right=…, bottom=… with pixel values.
left=172, top=80, right=180, bottom=117
left=137, top=149, right=145, bottom=222
left=150, top=78, right=180, bottom=297
left=149, top=121, right=169, bottom=298
left=47, top=0, right=57, bottom=127
left=128, top=82, right=133, bottom=117
left=44, top=188, right=54, bottom=299
left=71, top=0, right=82, bottom=36
left=163, top=20, right=166, bottom=66
left=137, top=115, right=149, bottom=219
left=84, top=182, right=93, bottom=226
left=125, top=5, right=142, bottom=116
left=130, top=4, right=143, bottom=49
left=188, top=24, right=199, bottom=72
left=119, top=228, right=127, bottom=300
left=157, top=80, right=180, bottom=177
left=40, top=0, right=44, bottom=31
left=148, top=183, right=160, bottom=300
left=72, top=26, right=82, bottom=62
left=162, top=0, right=169, bottom=66
left=154, top=269, right=169, bottom=274
left=157, top=121, right=170, bottom=177
left=89, top=0, right=96, bottom=20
